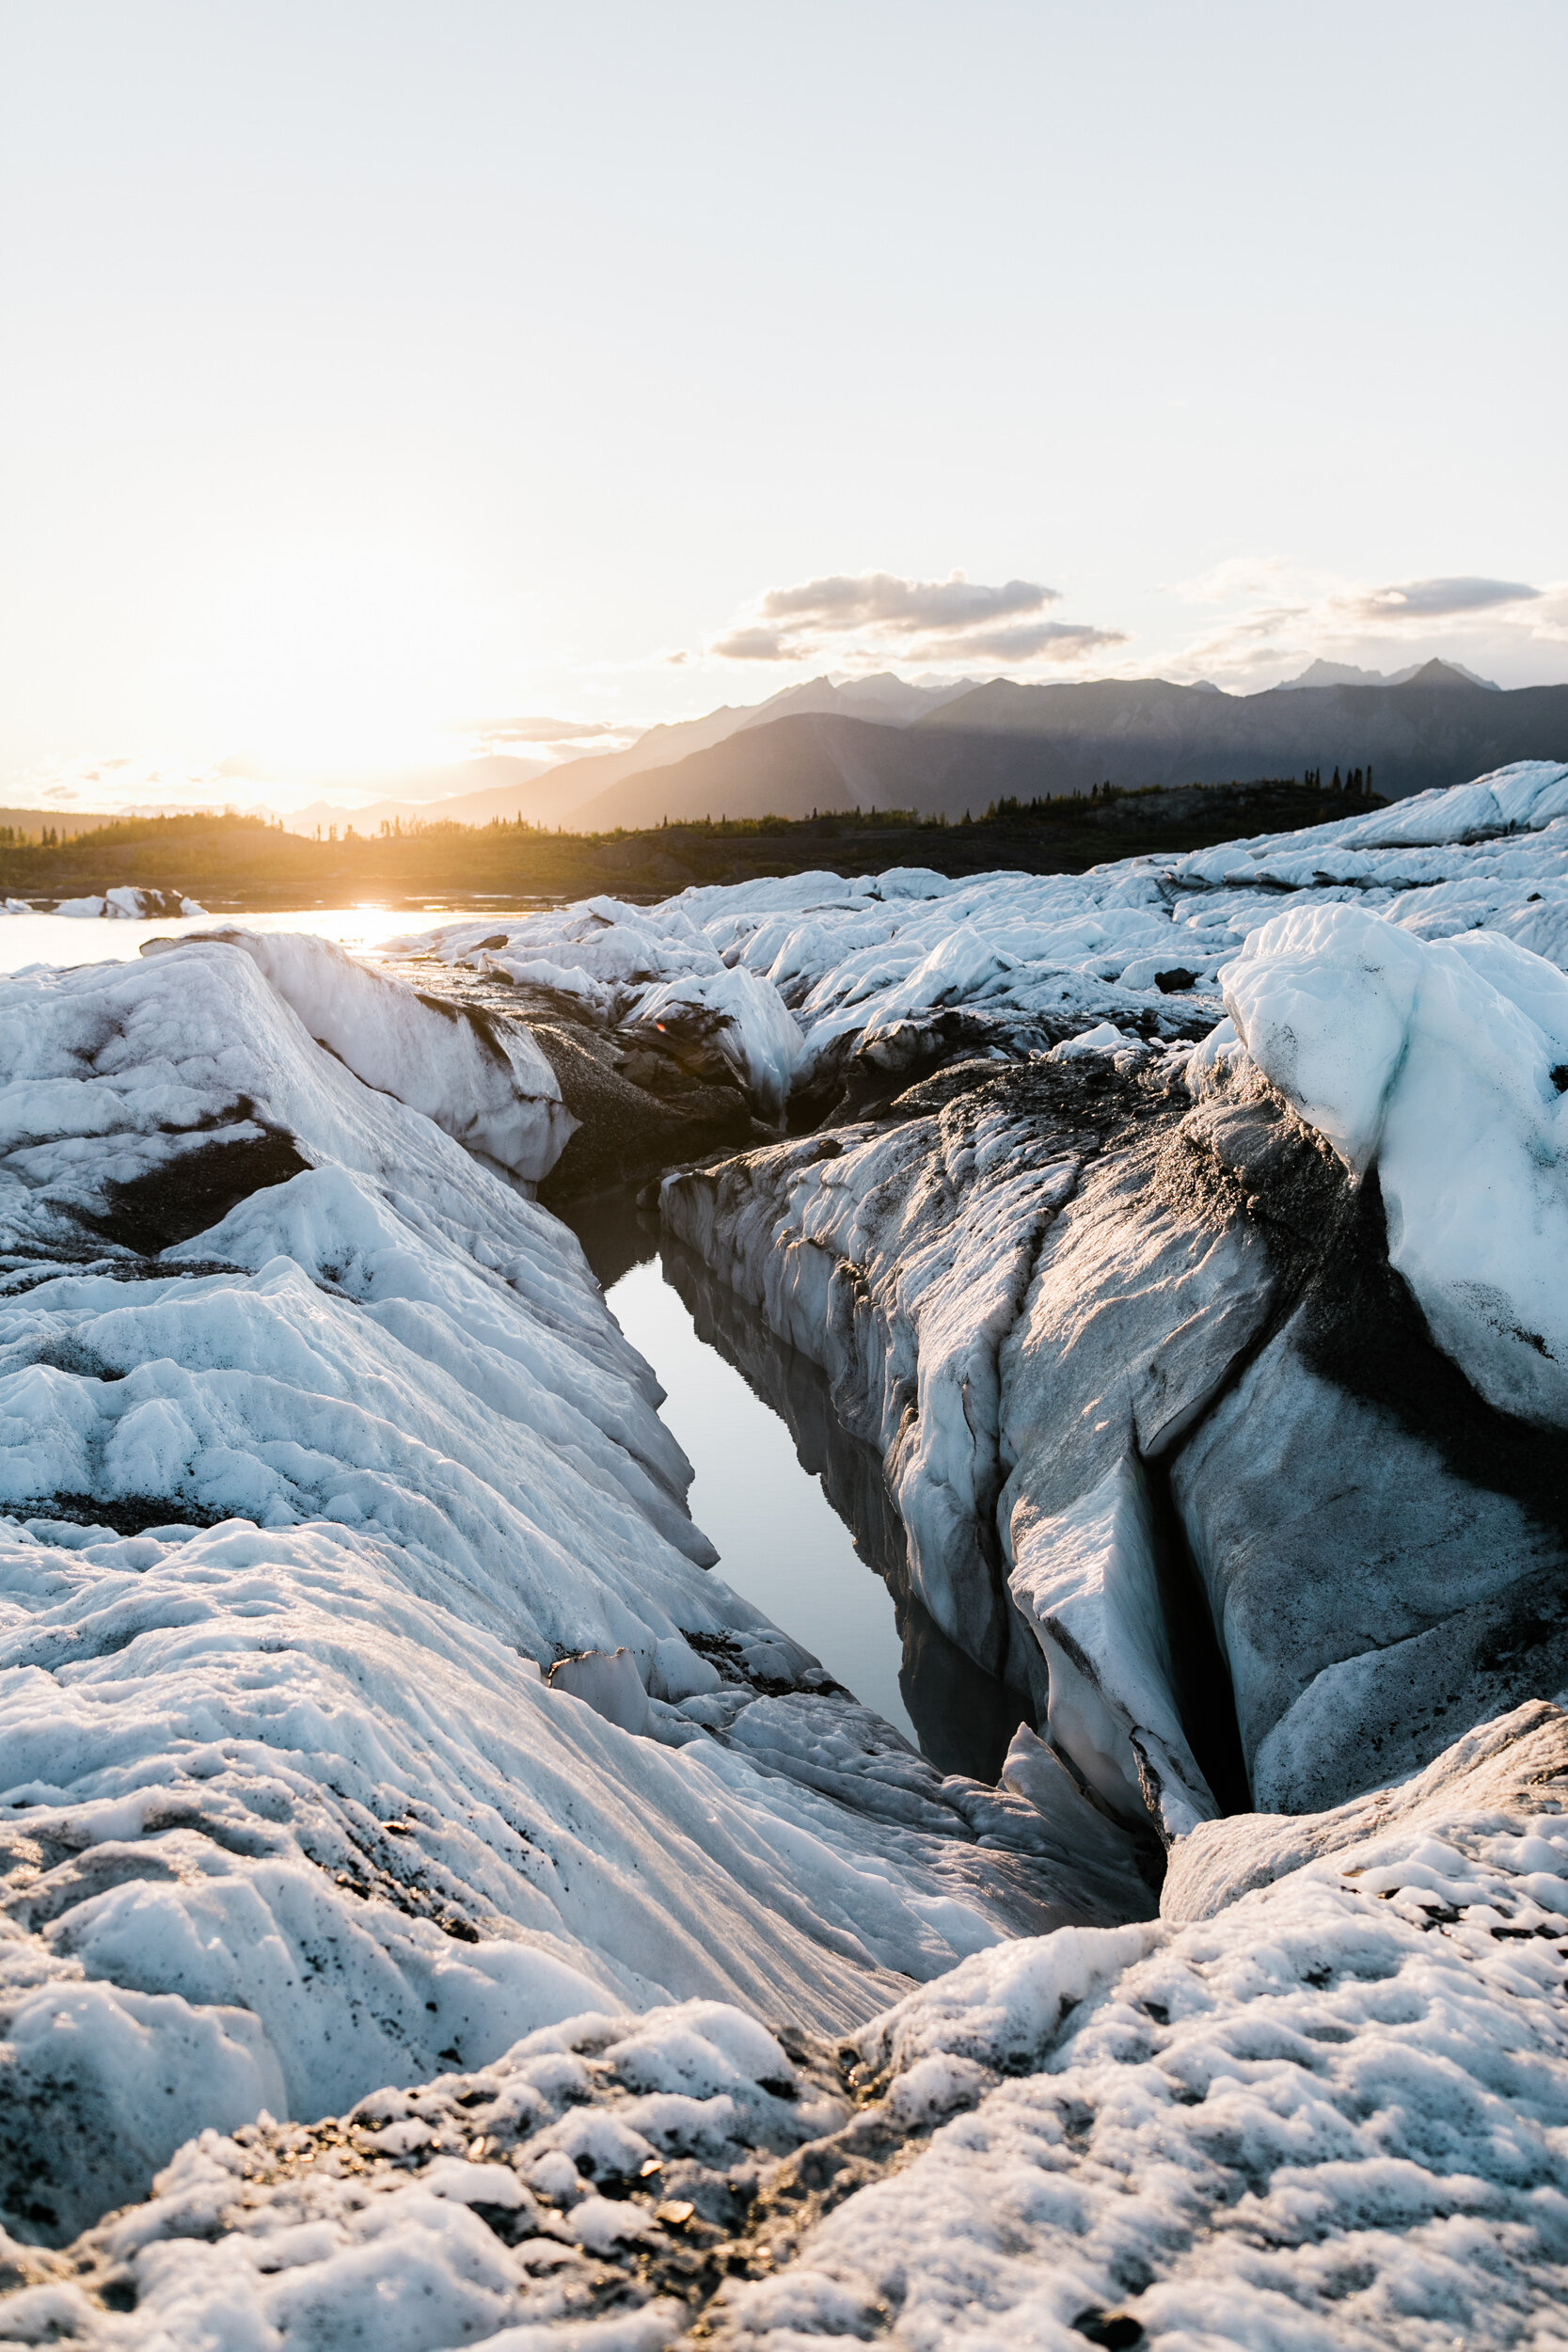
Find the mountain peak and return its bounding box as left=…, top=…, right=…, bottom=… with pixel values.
left=1277, top=659, right=1393, bottom=691
left=1398, top=657, right=1496, bottom=691
left=1277, top=655, right=1500, bottom=693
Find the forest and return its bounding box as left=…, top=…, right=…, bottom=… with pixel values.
left=0, top=774, right=1381, bottom=910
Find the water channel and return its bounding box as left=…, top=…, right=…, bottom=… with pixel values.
left=565, top=1185, right=1032, bottom=1782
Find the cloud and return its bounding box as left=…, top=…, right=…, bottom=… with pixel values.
left=460, top=714, right=646, bottom=767
left=946, top=619, right=1127, bottom=661
left=756, top=572, right=1057, bottom=634
left=710, top=569, right=1120, bottom=671
left=1338, top=576, right=1543, bottom=622
left=1141, top=555, right=1566, bottom=691
left=711, top=625, right=798, bottom=662
left=466, top=716, right=624, bottom=744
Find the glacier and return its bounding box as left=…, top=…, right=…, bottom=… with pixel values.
left=3, top=763, right=1568, bottom=2341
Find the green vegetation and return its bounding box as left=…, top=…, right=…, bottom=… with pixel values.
left=0, top=776, right=1383, bottom=912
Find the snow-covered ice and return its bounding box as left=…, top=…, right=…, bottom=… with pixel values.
left=7, top=763, right=1568, bottom=2331
left=0, top=933, right=1145, bottom=2253
left=1223, top=901, right=1568, bottom=1424
left=149, top=926, right=578, bottom=1184
left=6, top=1702, right=1563, bottom=2347
left=50, top=889, right=205, bottom=921
left=400, top=762, right=1568, bottom=1125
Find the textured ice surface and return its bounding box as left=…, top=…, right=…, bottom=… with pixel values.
left=7, top=1704, right=1563, bottom=2347
left=7, top=769, right=1568, bottom=2327
left=147, top=927, right=577, bottom=1184
left=0, top=939, right=1140, bottom=2249
left=1225, top=901, right=1568, bottom=1424
left=400, top=762, right=1568, bottom=1124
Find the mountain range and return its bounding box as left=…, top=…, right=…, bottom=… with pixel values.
left=280, top=660, right=1568, bottom=835
left=1275, top=657, right=1500, bottom=691
left=558, top=660, right=1568, bottom=829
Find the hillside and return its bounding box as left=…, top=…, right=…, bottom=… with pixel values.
left=0, top=805, right=126, bottom=842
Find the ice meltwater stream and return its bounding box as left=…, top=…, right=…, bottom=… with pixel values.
left=565, top=1185, right=1032, bottom=1778
left=609, top=1263, right=920, bottom=1747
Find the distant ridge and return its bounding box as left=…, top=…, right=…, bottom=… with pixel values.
left=1278, top=656, right=1501, bottom=691
left=270, top=660, right=1557, bottom=836
left=277, top=675, right=978, bottom=836
left=567, top=663, right=1568, bottom=828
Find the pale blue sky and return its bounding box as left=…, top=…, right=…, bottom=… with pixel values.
left=2, top=1, right=1564, bottom=797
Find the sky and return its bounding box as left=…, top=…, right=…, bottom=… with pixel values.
left=2, top=1, right=1565, bottom=811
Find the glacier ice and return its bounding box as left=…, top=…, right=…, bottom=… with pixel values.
left=1224, top=900, right=1568, bottom=1424
left=6, top=1703, right=1562, bottom=2347
left=148, top=927, right=577, bottom=1184
left=6, top=760, right=1568, bottom=2328
left=0, top=931, right=1145, bottom=2251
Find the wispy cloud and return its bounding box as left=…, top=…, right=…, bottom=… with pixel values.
left=710, top=569, right=1125, bottom=669
left=1154, top=557, right=1562, bottom=689
left=946, top=619, right=1125, bottom=661
left=1338, top=576, right=1542, bottom=623
left=1168, top=555, right=1302, bottom=607
left=463, top=715, right=642, bottom=762
left=466, top=716, right=626, bottom=744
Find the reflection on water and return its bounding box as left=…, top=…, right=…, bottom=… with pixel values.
left=567, top=1185, right=1031, bottom=1782
left=0, top=904, right=512, bottom=977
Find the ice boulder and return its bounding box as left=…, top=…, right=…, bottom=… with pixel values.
left=1224, top=901, right=1568, bottom=1423
left=146, top=928, right=576, bottom=1186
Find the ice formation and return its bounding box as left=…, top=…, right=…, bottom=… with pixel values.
left=403, top=759, right=1568, bottom=1121
left=148, top=927, right=578, bottom=1184
left=5, top=762, right=1568, bottom=2333
left=5, top=1704, right=1563, bottom=2345
left=51, top=889, right=205, bottom=921
left=0, top=933, right=1147, bottom=2258
left=1224, top=902, right=1568, bottom=1425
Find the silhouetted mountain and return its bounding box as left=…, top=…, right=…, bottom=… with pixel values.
left=735, top=672, right=978, bottom=729
left=509, top=673, right=974, bottom=830
left=1278, top=656, right=1500, bottom=691
left=569, top=664, right=1568, bottom=828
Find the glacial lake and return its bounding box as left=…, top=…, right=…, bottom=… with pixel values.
left=0, top=903, right=468, bottom=975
